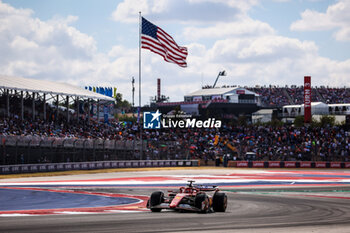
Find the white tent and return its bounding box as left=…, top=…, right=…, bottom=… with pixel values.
left=0, top=74, right=115, bottom=101
left=283, top=102, right=329, bottom=117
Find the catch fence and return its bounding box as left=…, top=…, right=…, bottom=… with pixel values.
left=0, top=135, right=191, bottom=165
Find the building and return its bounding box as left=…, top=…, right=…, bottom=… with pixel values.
left=184, top=87, right=260, bottom=104
left=157, top=87, right=261, bottom=120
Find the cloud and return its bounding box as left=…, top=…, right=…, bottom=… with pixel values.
left=208, top=36, right=318, bottom=63
left=186, top=35, right=330, bottom=87
left=183, top=18, right=275, bottom=40
left=0, top=1, right=97, bottom=77
left=1, top=0, right=349, bottom=106
left=290, top=0, right=350, bottom=41
left=111, top=0, right=258, bottom=24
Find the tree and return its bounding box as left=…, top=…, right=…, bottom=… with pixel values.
left=293, top=115, right=304, bottom=127
left=115, top=93, right=131, bottom=109
left=319, top=115, right=335, bottom=127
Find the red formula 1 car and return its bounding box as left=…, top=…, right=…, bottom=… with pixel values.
left=147, top=180, right=227, bottom=213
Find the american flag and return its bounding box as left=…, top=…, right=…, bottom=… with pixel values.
left=141, top=17, right=188, bottom=68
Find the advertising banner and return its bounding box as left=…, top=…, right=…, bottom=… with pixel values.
left=103, top=162, right=111, bottom=168
left=30, top=165, right=38, bottom=172
left=300, top=161, right=311, bottom=168
left=57, top=164, right=64, bottom=170
left=253, top=161, right=264, bottom=168
left=88, top=163, right=96, bottom=169
left=315, top=162, right=326, bottom=168
left=193, top=96, right=202, bottom=101
left=21, top=165, right=29, bottom=172
left=304, top=76, right=311, bottom=123
left=269, top=161, right=281, bottom=168
left=39, top=165, right=47, bottom=172
left=237, top=161, right=249, bottom=167
left=0, top=166, right=10, bottom=174
left=330, top=162, right=341, bottom=168
left=11, top=166, right=21, bottom=173
left=344, top=162, right=350, bottom=168
left=0, top=160, right=198, bottom=174
left=81, top=163, right=88, bottom=170
left=47, top=164, right=56, bottom=171
left=284, top=161, right=296, bottom=168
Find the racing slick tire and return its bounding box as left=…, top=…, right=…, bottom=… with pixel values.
left=150, top=191, right=164, bottom=212
left=212, top=192, right=227, bottom=212
left=195, top=193, right=210, bottom=213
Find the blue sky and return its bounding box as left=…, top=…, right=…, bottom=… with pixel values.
left=1, top=0, right=349, bottom=104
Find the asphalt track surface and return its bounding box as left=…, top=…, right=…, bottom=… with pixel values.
left=1, top=168, right=350, bottom=233
left=0, top=188, right=139, bottom=211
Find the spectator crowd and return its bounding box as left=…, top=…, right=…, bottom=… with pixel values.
left=1, top=84, right=350, bottom=164
left=1, top=115, right=349, bottom=163
left=247, top=85, right=350, bottom=107
left=201, top=85, right=350, bottom=107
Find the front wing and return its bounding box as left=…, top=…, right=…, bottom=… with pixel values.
left=150, top=203, right=203, bottom=212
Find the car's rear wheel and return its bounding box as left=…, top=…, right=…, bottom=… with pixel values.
left=212, top=192, right=227, bottom=212
left=195, top=193, right=210, bottom=213
left=150, top=191, right=164, bottom=212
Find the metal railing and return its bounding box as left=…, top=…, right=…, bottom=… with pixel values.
left=0, top=135, right=191, bottom=165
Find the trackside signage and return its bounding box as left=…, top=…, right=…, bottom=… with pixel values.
left=300, top=162, right=311, bottom=168
left=253, top=161, right=264, bottom=168
left=330, top=162, right=341, bottom=168
left=237, top=161, right=249, bottom=167
left=315, top=162, right=326, bottom=168
left=269, top=161, right=280, bottom=168
left=0, top=160, right=199, bottom=174
left=143, top=110, right=221, bottom=129
left=284, top=161, right=296, bottom=168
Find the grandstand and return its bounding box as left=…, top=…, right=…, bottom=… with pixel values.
left=0, top=75, right=114, bottom=123
left=1, top=76, right=350, bottom=169
left=156, top=85, right=350, bottom=121
left=246, top=85, right=350, bottom=107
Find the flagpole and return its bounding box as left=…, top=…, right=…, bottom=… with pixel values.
left=139, top=11, right=143, bottom=160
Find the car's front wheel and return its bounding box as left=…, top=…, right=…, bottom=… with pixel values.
left=150, top=191, right=164, bottom=212
left=195, top=193, right=210, bottom=213
left=212, top=192, right=227, bottom=212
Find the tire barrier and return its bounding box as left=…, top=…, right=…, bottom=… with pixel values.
left=229, top=161, right=350, bottom=168
left=0, top=160, right=199, bottom=175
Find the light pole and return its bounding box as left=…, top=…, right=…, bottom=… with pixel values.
left=213, top=70, right=227, bottom=88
